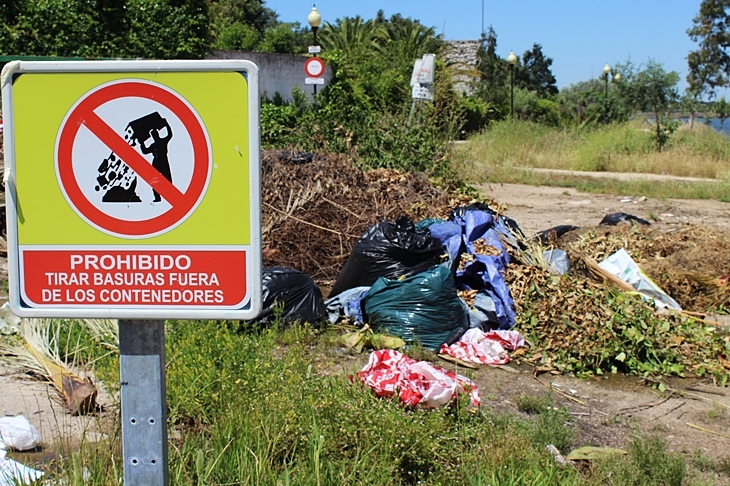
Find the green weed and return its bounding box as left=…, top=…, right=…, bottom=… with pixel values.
left=515, top=393, right=553, bottom=414
left=593, top=434, right=686, bottom=486
left=717, top=455, right=730, bottom=476
left=707, top=401, right=728, bottom=421
left=516, top=281, right=730, bottom=383
left=527, top=407, right=575, bottom=453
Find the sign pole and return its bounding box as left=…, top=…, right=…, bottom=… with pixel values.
left=2, top=59, right=263, bottom=483
left=119, top=319, right=169, bottom=485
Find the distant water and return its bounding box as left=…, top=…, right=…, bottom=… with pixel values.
left=680, top=117, right=730, bottom=135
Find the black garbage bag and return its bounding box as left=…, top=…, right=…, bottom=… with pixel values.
left=599, top=212, right=651, bottom=226
left=329, top=216, right=444, bottom=297
left=255, top=267, right=327, bottom=325
left=277, top=150, right=315, bottom=164
left=362, top=265, right=468, bottom=351
left=533, top=225, right=580, bottom=244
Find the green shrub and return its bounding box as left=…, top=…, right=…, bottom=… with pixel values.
left=456, top=95, right=492, bottom=136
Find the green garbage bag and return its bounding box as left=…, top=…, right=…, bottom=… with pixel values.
left=362, top=265, right=468, bottom=351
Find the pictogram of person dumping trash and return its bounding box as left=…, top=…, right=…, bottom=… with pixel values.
left=95, top=112, right=173, bottom=203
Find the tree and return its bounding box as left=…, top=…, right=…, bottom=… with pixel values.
left=256, top=23, right=307, bottom=54
left=515, top=43, right=558, bottom=97
left=687, top=0, right=730, bottom=98
left=712, top=96, right=730, bottom=126
left=679, top=90, right=702, bottom=130
left=377, top=15, right=442, bottom=63
left=208, top=0, right=278, bottom=51
left=0, top=0, right=210, bottom=59
left=319, top=16, right=382, bottom=54
left=1, top=0, right=129, bottom=58
left=558, top=79, right=606, bottom=125
left=216, top=24, right=260, bottom=51
left=618, top=59, right=680, bottom=150
left=124, top=0, right=210, bottom=59
left=474, top=26, right=508, bottom=118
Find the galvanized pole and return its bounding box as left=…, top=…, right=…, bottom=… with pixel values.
left=605, top=74, right=608, bottom=118
left=119, top=319, right=169, bottom=485
left=312, top=26, right=319, bottom=95
left=510, top=64, right=515, bottom=119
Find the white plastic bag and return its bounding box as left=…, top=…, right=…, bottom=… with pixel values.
left=598, top=248, right=681, bottom=310
left=0, top=303, right=21, bottom=335
left=0, top=450, right=44, bottom=486
left=0, top=416, right=41, bottom=451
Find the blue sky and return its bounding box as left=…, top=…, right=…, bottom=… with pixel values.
left=266, top=0, right=706, bottom=94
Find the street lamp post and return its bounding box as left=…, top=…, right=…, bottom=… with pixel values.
left=308, top=5, right=322, bottom=95
left=603, top=63, right=611, bottom=120
left=507, top=51, right=517, bottom=119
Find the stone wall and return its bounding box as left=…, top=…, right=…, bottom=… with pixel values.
left=444, top=40, right=481, bottom=96
left=209, top=41, right=481, bottom=102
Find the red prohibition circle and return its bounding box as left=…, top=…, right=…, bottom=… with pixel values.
left=304, top=57, right=325, bottom=78
left=56, top=80, right=211, bottom=238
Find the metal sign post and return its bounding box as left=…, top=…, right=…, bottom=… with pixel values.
left=408, top=55, right=436, bottom=127
left=119, top=319, right=168, bottom=485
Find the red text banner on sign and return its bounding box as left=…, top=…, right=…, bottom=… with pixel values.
left=20, top=248, right=248, bottom=307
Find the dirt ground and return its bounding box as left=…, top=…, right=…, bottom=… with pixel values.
left=478, top=181, right=730, bottom=235
left=473, top=182, right=730, bottom=482
left=2, top=182, right=730, bottom=482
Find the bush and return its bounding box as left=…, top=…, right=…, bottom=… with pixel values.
left=456, top=95, right=492, bottom=136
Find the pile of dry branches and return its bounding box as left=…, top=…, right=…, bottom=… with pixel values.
left=555, top=223, right=730, bottom=312
left=261, top=150, right=486, bottom=285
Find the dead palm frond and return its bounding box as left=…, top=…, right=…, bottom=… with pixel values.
left=0, top=318, right=117, bottom=415
left=78, top=318, right=119, bottom=351
left=510, top=227, right=553, bottom=273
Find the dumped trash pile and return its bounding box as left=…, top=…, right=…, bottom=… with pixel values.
left=558, top=224, right=730, bottom=313
left=0, top=416, right=45, bottom=485
left=507, top=223, right=730, bottom=380
left=261, top=152, right=730, bottom=393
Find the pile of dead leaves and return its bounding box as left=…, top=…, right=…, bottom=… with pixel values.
left=506, top=256, right=730, bottom=382
left=555, top=223, right=730, bottom=313
left=504, top=223, right=730, bottom=381
left=261, top=150, right=492, bottom=285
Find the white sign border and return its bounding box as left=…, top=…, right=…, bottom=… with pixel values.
left=1, top=60, right=263, bottom=320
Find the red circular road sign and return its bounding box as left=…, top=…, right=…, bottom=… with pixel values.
left=56, top=80, right=211, bottom=238
left=304, top=57, right=325, bottom=78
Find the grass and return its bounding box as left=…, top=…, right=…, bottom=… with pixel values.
left=453, top=119, right=730, bottom=202
left=5, top=319, right=723, bottom=485
left=591, top=435, right=687, bottom=486
left=515, top=392, right=553, bottom=414
left=0, top=315, right=720, bottom=484
left=20, top=319, right=584, bottom=485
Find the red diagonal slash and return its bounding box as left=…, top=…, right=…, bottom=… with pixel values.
left=56, top=79, right=211, bottom=237
left=81, top=109, right=185, bottom=207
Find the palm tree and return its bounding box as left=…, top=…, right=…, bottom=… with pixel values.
left=318, top=16, right=382, bottom=54
left=376, top=17, right=443, bottom=63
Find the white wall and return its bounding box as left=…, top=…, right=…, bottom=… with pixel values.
left=206, top=50, right=333, bottom=102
